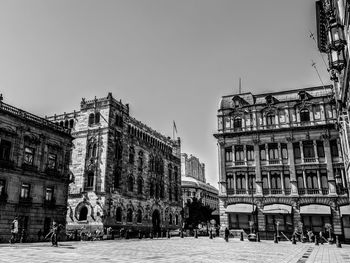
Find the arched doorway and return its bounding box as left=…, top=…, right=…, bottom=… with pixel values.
left=152, top=209, right=161, bottom=235
left=79, top=206, right=88, bottom=221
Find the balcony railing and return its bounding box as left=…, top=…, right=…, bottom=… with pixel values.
left=233, top=161, right=245, bottom=166
left=321, top=188, right=329, bottom=195
left=45, top=168, right=60, bottom=177
left=270, top=188, right=283, bottom=194
left=248, top=189, right=256, bottom=195
left=268, top=159, right=280, bottom=165
left=298, top=188, right=306, bottom=195
left=284, top=188, right=291, bottom=195
left=44, top=198, right=56, bottom=208
left=337, top=188, right=348, bottom=195
left=304, top=158, right=317, bottom=163
left=262, top=188, right=270, bottom=195
left=306, top=189, right=320, bottom=195
left=227, top=189, right=235, bottom=195
left=21, top=163, right=38, bottom=172
left=236, top=189, right=247, bottom=195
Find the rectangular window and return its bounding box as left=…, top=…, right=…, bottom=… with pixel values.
left=303, top=141, right=315, bottom=158
left=45, top=187, right=54, bottom=201
left=314, top=105, right=321, bottom=120
left=224, top=117, right=231, bottom=129
left=0, top=139, right=11, bottom=161
left=260, top=145, right=266, bottom=160
left=235, top=146, right=244, bottom=161
left=47, top=153, right=57, bottom=169
left=281, top=143, right=288, bottom=159
left=317, top=141, right=325, bottom=157
left=279, top=110, right=286, bottom=123
left=246, top=145, right=254, bottom=161
left=24, top=147, right=35, bottom=165
left=0, top=179, right=5, bottom=196
left=20, top=183, right=30, bottom=198
left=330, top=140, right=339, bottom=157
left=293, top=143, right=301, bottom=159
left=225, top=147, right=232, bottom=162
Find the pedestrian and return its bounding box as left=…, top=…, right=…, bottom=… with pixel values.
left=37, top=229, right=43, bottom=242
left=319, top=231, right=324, bottom=245
left=9, top=217, right=19, bottom=244
left=224, top=227, right=229, bottom=242
left=45, top=221, right=62, bottom=246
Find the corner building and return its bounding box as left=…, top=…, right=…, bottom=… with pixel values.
left=47, top=93, right=182, bottom=235
left=214, top=86, right=350, bottom=241
left=0, top=99, right=72, bottom=242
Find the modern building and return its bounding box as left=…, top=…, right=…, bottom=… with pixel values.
left=315, top=1, right=350, bottom=198
left=214, top=86, right=350, bottom=241
left=0, top=97, right=72, bottom=242
left=181, top=153, right=219, bottom=212
left=47, top=93, right=182, bottom=235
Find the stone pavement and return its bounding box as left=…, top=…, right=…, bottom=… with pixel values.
left=0, top=237, right=349, bottom=263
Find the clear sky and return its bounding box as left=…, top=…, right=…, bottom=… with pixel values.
left=0, top=0, right=330, bottom=187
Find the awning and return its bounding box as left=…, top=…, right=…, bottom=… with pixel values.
left=263, top=204, right=292, bottom=214
left=340, top=205, right=350, bottom=216
left=300, top=204, right=331, bottom=215
left=225, top=203, right=256, bottom=213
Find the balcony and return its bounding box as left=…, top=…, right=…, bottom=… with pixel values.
left=236, top=189, right=247, bottom=195
left=284, top=188, right=291, bottom=195
left=270, top=188, right=283, bottom=194
left=233, top=161, right=246, bottom=166
left=18, top=196, right=33, bottom=206
left=306, top=189, right=320, bottom=195
left=262, top=188, right=270, bottom=195
left=321, top=188, right=329, bottom=195
left=304, top=158, right=317, bottom=163
left=0, top=159, right=14, bottom=169
left=45, top=168, right=60, bottom=177
left=298, top=188, right=306, bottom=195
left=268, top=159, right=280, bottom=165
left=248, top=189, right=256, bottom=195
left=227, top=189, right=235, bottom=195
left=337, top=188, right=348, bottom=196
left=21, top=163, right=38, bottom=172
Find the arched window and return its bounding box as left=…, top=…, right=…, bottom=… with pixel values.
left=137, top=177, right=143, bottom=195
left=128, top=176, right=134, bottom=192
left=79, top=206, right=88, bottom=221
left=271, top=173, right=281, bottom=189
left=168, top=164, right=172, bottom=181
left=127, top=208, right=133, bottom=222
left=64, top=120, right=69, bottom=128
left=92, top=144, right=97, bottom=157
left=95, top=112, right=100, bottom=124
left=88, top=113, right=95, bottom=125
left=138, top=151, right=143, bottom=170
left=236, top=174, right=246, bottom=189
left=175, top=214, right=179, bottom=225
left=129, top=147, right=135, bottom=164
left=59, top=121, right=64, bottom=127
left=174, top=186, right=178, bottom=201
left=300, top=109, right=310, bottom=122
left=150, top=181, right=154, bottom=197
left=233, top=117, right=242, bottom=130
left=116, top=207, right=122, bottom=222
left=87, top=172, right=94, bottom=188
left=266, top=113, right=275, bottom=126
left=174, top=167, right=178, bottom=182
left=306, top=171, right=318, bottom=189
left=137, top=209, right=142, bottom=223
left=169, top=214, right=173, bottom=225
left=114, top=169, right=121, bottom=189
left=69, top=119, right=74, bottom=128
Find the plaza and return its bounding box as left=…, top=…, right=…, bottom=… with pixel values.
left=0, top=237, right=349, bottom=263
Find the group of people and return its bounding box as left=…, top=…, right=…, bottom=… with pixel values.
left=293, top=228, right=331, bottom=244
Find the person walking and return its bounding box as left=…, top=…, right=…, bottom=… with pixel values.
left=224, top=227, right=229, bottom=242
left=9, top=217, right=19, bottom=244
left=45, top=221, right=62, bottom=246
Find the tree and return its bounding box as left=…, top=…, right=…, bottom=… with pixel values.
left=184, top=197, right=214, bottom=229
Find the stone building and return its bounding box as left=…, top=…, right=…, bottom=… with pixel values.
left=181, top=153, right=219, bottom=212
left=47, top=93, right=182, bottom=235
left=0, top=98, right=72, bottom=242
left=214, top=85, right=350, bottom=241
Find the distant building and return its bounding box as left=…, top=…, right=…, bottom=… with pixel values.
left=0, top=98, right=72, bottom=242
left=47, top=93, right=182, bottom=235
left=214, top=86, right=350, bottom=241
left=181, top=153, right=219, bottom=212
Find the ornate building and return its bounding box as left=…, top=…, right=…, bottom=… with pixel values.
left=0, top=97, right=72, bottom=242
left=181, top=153, right=218, bottom=211
left=214, top=86, right=350, bottom=241
left=47, top=93, right=182, bottom=235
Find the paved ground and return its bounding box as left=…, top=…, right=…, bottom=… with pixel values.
left=0, top=237, right=349, bottom=263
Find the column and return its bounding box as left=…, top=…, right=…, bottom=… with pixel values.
left=243, top=145, right=247, bottom=164
left=267, top=171, right=272, bottom=190
left=275, top=113, right=279, bottom=128
left=287, top=141, right=298, bottom=196
left=278, top=143, right=282, bottom=164
left=302, top=170, right=307, bottom=190
left=245, top=173, right=249, bottom=193
left=233, top=172, right=236, bottom=192
left=337, top=138, right=343, bottom=159
left=340, top=169, right=346, bottom=188
left=242, top=115, right=246, bottom=130
left=280, top=172, right=285, bottom=194
left=313, top=140, right=318, bottom=161
left=232, top=145, right=236, bottom=164
left=299, top=141, right=304, bottom=161
left=324, top=138, right=336, bottom=196
left=218, top=143, right=227, bottom=195
left=317, top=170, right=322, bottom=194
left=254, top=143, right=262, bottom=196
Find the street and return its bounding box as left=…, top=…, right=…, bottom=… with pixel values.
left=0, top=237, right=349, bottom=263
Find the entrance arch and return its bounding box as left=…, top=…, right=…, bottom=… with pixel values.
left=79, top=206, right=88, bottom=221
left=152, top=209, right=161, bottom=234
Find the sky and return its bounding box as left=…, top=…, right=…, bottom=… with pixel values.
left=0, top=0, right=330, bottom=187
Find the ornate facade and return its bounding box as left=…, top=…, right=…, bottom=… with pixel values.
left=214, top=86, right=350, bottom=241
left=0, top=98, right=72, bottom=242
left=47, top=93, right=182, bottom=235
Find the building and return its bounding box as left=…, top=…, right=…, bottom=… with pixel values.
left=47, top=93, right=182, bottom=235
left=181, top=153, right=219, bottom=212
left=214, top=86, right=350, bottom=241
left=0, top=97, right=72, bottom=242
left=315, top=1, right=350, bottom=198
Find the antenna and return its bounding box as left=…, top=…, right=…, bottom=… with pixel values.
left=309, top=30, right=329, bottom=71
left=239, top=77, right=242, bottom=94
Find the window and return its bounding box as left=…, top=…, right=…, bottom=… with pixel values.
left=127, top=209, right=133, bottom=222
left=47, top=153, right=57, bottom=169
left=224, top=117, right=231, bottom=129
left=20, top=183, right=30, bottom=198
left=270, top=173, right=281, bottom=189
left=314, top=105, right=321, bottom=120
left=95, top=112, right=100, bottom=124
left=116, top=114, right=123, bottom=127
left=306, top=171, right=318, bottom=189
left=279, top=110, right=286, bottom=123
left=260, top=145, right=266, bottom=160
left=281, top=143, right=288, bottom=159
left=236, top=174, right=246, bottom=189
left=300, top=109, right=310, bottom=122
left=88, top=113, right=95, bottom=125
left=225, top=148, right=233, bottom=162
left=226, top=173, right=234, bottom=189
left=284, top=173, right=291, bottom=189
left=293, top=143, right=301, bottom=159
left=79, top=206, right=88, bottom=221
left=320, top=171, right=328, bottom=188
left=233, top=117, right=242, bottom=130
left=168, top=165, right=172, bottom=182
left=24, top=147, right=35, bottom=165
left=169, top=214, right=173, bottom=225
left=330, top=140, right=339, bottom=157
left=114, top=169, right=121, bottom=188
left=0, top=179, right=5, bottom=196
left=268, top=143, right=278, bottom=160
left=246, top=145, right=254, bottom=161
left=128, top=176, right=134, bottom=192
left=115, top=140, right=122, bottom=160
left=0, top=139, right=11, bottom=161
left=235, top=146, right=244, bottom=161
left=174, top=187, right=178, bottom=201
left=45, top=187, right=54, bottom=201
left=69, top=119, right=74, bottom=128
left=150, top=181, right=155, bottom=197
left=175, top=215, right=179, bottom=225
left=137, top=177, right=143, bottom=195
left=303, top=141, right=315, bottom=158
left=266, top=113, right=275, bottom=126
left=129, top=147, right=135, bottom=164
left=116, top=207, right=122, bottom=222
left=317, top=141, right=325, bottom=157
left=137, top=209, right=142, bottom=223
left=138, top=151, right=143, bottom=170
left=174, top=167, right=178, bottom=182
left=64, top=120, right=69, bottom=128
left=297, top=171, right=304, bottom=188
left=87, top=172, right=94, bottom=188
left=168, top=187, right=172, bottom=201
